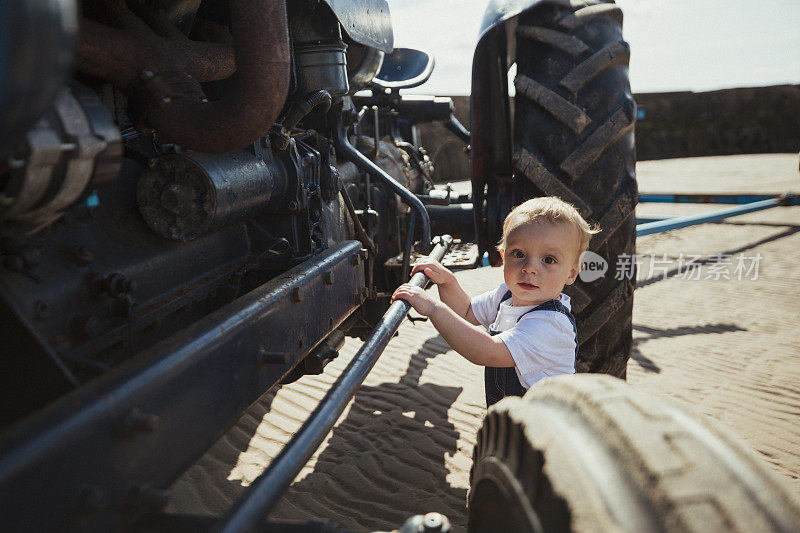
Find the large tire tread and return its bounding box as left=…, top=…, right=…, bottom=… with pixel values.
left=516, top=26, right=590, bottom=57
left=514, top=74, right=592, bottom=134
left=578, top=281, right=633, bottom=344
left=513, top=147, right=593, bottom=216
left=558, top=99, right=635, bottom=181
left=512, top=0, right=637, bottom=377
left=468, top=375, right=800, bottom=532
left=558, top=41, right=631, bottom=94
left=557, top=4, right=623, bottom=30
left=592, top=176, right=638, bottom=249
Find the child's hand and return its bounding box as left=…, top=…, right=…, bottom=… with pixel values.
left=410, top=258, right=455, bottom=286
left=391, top=284, right=438, bottom=316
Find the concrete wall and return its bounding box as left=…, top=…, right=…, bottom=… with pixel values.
left=415, top=85, right=800, bottom=181
left=634, top=85, right=800, bottom=160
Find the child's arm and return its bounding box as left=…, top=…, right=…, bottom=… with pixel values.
left=410, top=259, right=480, bottom=325
left=391, top=284, right=515, bottom=368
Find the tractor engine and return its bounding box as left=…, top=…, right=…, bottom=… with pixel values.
left=0, top=0, right=410, bottom=427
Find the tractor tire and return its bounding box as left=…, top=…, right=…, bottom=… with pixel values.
left=467, top=374, right=800, bottom=533
left=511, top=0, right=637, bottom=377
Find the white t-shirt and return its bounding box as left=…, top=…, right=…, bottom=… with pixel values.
left=471, top=282, right=577, bottom=388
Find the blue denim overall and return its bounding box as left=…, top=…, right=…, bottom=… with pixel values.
left=484, top=291, right=578, bottom=407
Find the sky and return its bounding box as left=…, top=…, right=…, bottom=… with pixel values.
left=385, top=0, right=800, bottom=95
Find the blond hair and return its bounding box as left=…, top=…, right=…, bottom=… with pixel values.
left=497, top=196, right=600, bottom=260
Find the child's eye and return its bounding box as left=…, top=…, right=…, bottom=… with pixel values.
left=543, top=256, right=557, bottom=265
left=511, top=250, right=525, bottom=259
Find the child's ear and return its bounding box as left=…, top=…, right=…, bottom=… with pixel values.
left=564, top=258, right=581, bottom=286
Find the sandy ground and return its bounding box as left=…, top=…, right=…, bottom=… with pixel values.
left=169, top=153, right=800, bottom=530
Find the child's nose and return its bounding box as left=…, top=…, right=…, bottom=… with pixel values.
left=522, top=259, right=537, bottom=274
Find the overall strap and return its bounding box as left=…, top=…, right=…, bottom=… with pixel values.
left=527, top=298, right=578, bottom=366
left=517, top=298, right=559, bottom=322
left=489, top=290, right=514, bottom=335
left=495, top=290, right=566, bottom=322
left=485, top=290, right=578, bottom=406
left=491, top=290, right=578, bottom=360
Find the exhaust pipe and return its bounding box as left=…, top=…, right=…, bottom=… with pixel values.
left=76, top=0, right=290, bottom=153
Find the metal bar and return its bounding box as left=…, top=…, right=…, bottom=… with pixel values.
left=339, top=189, right=377, bottom=257
left=635, top=215, right=674, bottom=224
left=367, top=107, right=378, bottom=251
left=639, top=193, right=800, bottom=205
left=426, top=203, right=475, bottom=241
left=416, top=194, right=451, bottom=206
left=334, top=124, right=433, bottom=253
left=445, top=114, right=471, bottom=145
left=402, top=209, right=417, bottom=281
left=372, top=105, right=380, bottom=161
left=636, top=196, right=790, bottom=237
left=0, top=241, right=364, bottom=532
left=219, top=235, right=453, bottom=533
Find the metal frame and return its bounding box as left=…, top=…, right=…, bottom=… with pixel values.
left=218, top=236, right=452, bottom=532
left=639, top=193, right=795, bottom=204
left=334, top=123, right=432, bottom=254
left=636, top=193, right=798, bottom=237
left=0, top=241, right=365, bottom=531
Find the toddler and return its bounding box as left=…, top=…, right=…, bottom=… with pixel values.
left=391, top=196, right=599, bottom=406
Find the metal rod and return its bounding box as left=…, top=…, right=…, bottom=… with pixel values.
left=365, top=163, right=372, bottom=241
left=636, top=196, right=791, bottom=236
left=219, top=235, right=453, bottom=533
left=635, top=215, right=674, bottom=224
left=338, top=189, right=377, bottom=257
left=340, top=187, right=376, bottom=297
left=402, top=210, right=417, bottom=281
left=334, top=124, right=432, bottom=253
left=372, top=105, right=380, bottom=161
left=426, top=203, right=475, bottom=241
left=639, top=193, right=800, bottom=205
left=445, top=114, right=471, bottom=145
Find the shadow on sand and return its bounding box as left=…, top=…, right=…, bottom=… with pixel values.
left=631, top=322, right=747, bottom=374
left=637, top=222, right=800, bottom=289
left=169, top=333, right=468, bottom=529
left=269, top=334, right=467, bottom=530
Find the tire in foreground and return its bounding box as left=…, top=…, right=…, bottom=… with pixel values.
left=468, top=374, right=800, bottom=532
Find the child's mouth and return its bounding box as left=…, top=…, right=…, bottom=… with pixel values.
left=518, top=282, right=537, bottom=290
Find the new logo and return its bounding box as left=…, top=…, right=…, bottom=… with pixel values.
left=579, top=251, right=608, bottom=282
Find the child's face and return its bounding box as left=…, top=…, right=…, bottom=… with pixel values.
left=501, top=220, right=581, bottom=307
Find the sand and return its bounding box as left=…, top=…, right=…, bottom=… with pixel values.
left=168, top=153, right=800, bottom=530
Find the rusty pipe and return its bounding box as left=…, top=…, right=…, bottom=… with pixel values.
left=76, top=4, right=236, bottom=86
left=77, top=0, right=291, bottom=154
left=141, top=0, right=290, bottom=153
left=76, top=18, right=235, bottom=85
